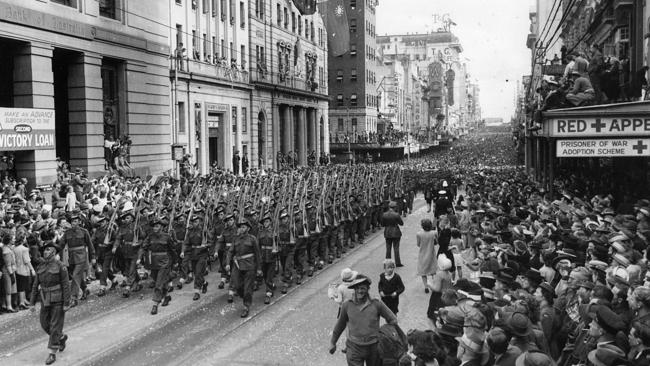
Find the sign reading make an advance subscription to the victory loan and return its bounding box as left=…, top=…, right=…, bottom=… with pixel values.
left=0, top=108, right=55, bottom=150
left=549, top=116, right=650, bottom=137
left=556, top=139, right=650, bottom=157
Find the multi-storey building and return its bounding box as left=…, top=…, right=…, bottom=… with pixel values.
left=376, top=31, right=469, bottom=134
left=248, top=0, right=329, bottom=168
left=170, top=0, right=252, bottom=174
left=328, top=0, right=379, bottom=138
left=0, top=0, right=172, bottom=185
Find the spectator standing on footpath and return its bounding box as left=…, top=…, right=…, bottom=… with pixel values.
left=382, top=201, right=404, bottom=268
left=416, top=218, right=438, bottom=294
left=329, top=274, right=398, bottom=366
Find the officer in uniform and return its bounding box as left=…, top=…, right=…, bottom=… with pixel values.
left=181, top=214, right=213, bottom=300
left=216, top=213, right=237, bottom=289
left=225, top=218, right=262, bottom=317
left=114, top=211, right=144, bottom=298
left=141, top=217, right=176, bottom=315
left=29, top=241, right=71, bottom=365
left=257, top=213, right=276, bottom=304
left=277, top=211, right=294, bottom=294
left=61, top=213, right=95, bottom=306
left=93, top=216, right=114, bottom=297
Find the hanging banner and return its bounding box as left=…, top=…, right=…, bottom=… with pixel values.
left=0, top=108, right=55, bottom=150
left=556, top=138, right=650, bottom=157
left=549, top=116, right=650, bottom=137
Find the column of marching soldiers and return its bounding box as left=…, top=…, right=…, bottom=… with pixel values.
left=59, top=165, right=411, bottom=318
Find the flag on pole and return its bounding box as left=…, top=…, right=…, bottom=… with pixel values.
left=317, top=0, right=349, bottom=56
left=293, top=0, right=317, bottom=15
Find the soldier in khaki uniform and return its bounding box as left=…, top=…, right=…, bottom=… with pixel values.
left=61, top=213, right=95, bottom=306
left=225, top=219, right=262, bottom=318
left=181, top=214, right=214, bottom=301
left=29, top=241, right=71, bottom=365
left=114, top=211, right=144, bottom=298
left=257, top=214, right=276, bottom=304
left=216, top=213, right=237, bottom=289
left=140, top=217, right=176, bottom=315
left=277, top=211, right=294, bottom=294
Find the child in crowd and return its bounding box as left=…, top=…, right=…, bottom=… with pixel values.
left=449, top=229, right=464, bottom=280
left=328, top=267, right=358, bottom=354
left=378, top=259, right=405, bottom=315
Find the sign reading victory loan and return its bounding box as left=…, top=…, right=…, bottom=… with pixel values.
left=0, top=108, right=55, bottom=150
left=556, top=139, right=650, bottom=157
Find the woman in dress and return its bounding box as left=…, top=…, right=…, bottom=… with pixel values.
left=416, top=219, right=438, bottom=293
left=426, top=253, right=453, bottom=325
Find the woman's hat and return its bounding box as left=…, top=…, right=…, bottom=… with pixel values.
left=438, top=253, right=452, bottom=271
left=340, top=268, right=358, bottom=282
left=507, top=312, right=533, bottom=337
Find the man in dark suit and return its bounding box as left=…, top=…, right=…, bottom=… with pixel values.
left=381, top=201, right=404, bottom=267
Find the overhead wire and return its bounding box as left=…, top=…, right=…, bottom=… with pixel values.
left=534, top=0, right=562, bottom=49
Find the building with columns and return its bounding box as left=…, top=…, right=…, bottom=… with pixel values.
left=248, top=0, right=329, bottom=169
left=0, top=0, right=172, bottom=186
left=170, top=0, right=253, bottom=175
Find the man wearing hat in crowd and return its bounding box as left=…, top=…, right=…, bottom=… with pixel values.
left=114, top=210, right=144, bottom=298
left=225, top=218, right=262, bottom=318
left=61, top=213, right=95, bottom=307
left=216, top=213, right=237, bottom=290
left=140, top=216, right=176, bottom=315
left=257, top=212, right=276, bottom=304
left=328, top=274, right=398, bottom=365
left=180, top=213, right=213, bottom=301
left=382, top=201, right=404, bottom=268
left=566, top=70, right=596, bottom=107
left=29, top=241, right=71, bottom=365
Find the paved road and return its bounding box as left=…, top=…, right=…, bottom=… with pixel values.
left=2, top=196, right=435, bottom=366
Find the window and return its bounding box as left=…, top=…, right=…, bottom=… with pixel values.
left=310, top=21, right=314, bottom=42
left=350, top=19, right=356, bottom=33
left=318, top=28, right=323, bottom=47
left=99, top=0, right=119, bottom=20
left=305, top=19, right=309, bottom=39
left=192, top=0, right=197, bottom=10
left=212, top=0, right=217, bottom=16
left=240, top=2, right=246, bottom=28
left=350, top=94, right=358, bottom=106
left=336, top=70, right=343, bottom=82
left=277, top=4, right=281, bottom=26
left=176, top=24, right=183, bottom=47
left=337, top=94, right=344, bottom=107
left=284, top=7, right=289, bottom=28
left=350, top=44, right=357, bottom=56
left=257, top=0, right=264, bottom=17
left=232, top=106, right=238, bottom=133
left=192, top=30, right=199, bottom=59
left=51, top=0, right=77, bottom=8
left=212, top=36, right=217, bottom=58
left=176, top=0, right=182, bottom=4
left=319, top=66, right=324, bottom=87
left=230, top=0, right=236, bottom=25
left=221, top=39, right=227, bottom=59
left=221, top=0, right=226, bottom=20
left=351, top=118, right=358, bottom=130
left=292, top=12, right=296, bottom=32
left=350, top=0, right=356, bottom=9
left=203, top=0, right=209, bottom=13
left=203, top=33, right=208, bottom=60
left=298, top=15, right=302, bottom=35
left=338, top=118, right=344, bottom=131
left=242, top=107, right=247, bottom=133
left=350, top=68, right=357, bottom=81
left=178, top=102, right=186, bottom=133
left=230, top=41, right=235, bottom=62
left=241, top=45, right=246, bottom=67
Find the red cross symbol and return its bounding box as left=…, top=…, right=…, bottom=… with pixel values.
left=633, top=140, right=648, bottom=155
left=591, top=118, right=606, bottom=133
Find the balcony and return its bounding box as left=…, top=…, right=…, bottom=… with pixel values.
left=249, top=69, right=327, bottom=96
left=170, top=56, right=249, bottom=84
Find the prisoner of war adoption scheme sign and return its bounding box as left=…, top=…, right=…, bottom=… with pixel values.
left=0, top=108, right=55, bottom=150
left=556, top=139, right=650, bottom=157
left=549, top=116, right=650, bottom=137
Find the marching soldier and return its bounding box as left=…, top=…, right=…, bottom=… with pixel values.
left=216, top=213, right=237, bottom=289
left=306, top=203, right=322, bottom=270
left=114, top=211, right=144, bottom=298
left=257, top=213, right=276, bottom=304
left=93, top=216, right=115, bottom=297
left=140, top=217, right=176, bottom=315
left=181, top=214, right=213, bottom=301
left=225, top=219, right=262, bottom=318
left=172, top=212, right=187, bottom=289
left=29, top=241, right=71, bottom=365
left=293, top=206, right=310, bottom=282
left=277, top=211, right=294, bottom=294
left=61, top=213, right=95, bottom=306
